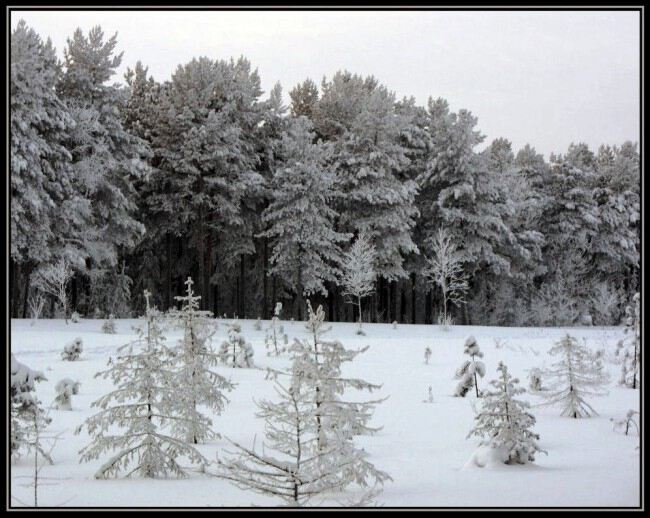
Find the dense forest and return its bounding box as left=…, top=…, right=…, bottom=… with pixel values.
left=10, top=21, right=640, bottom=325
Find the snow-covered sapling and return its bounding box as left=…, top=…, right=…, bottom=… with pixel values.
left=611, top=410, right=640, bottom=436
left=220, top=322, right=255, bottom=368
left=424, top=386, right=434, bottom=404
left=70, top=311, right=81, bottom=323
left=254, top=317, right=262, bottom=331
left=265, top=302, right=287, bottom=356
left=61, top=338, right=83, bottom=361
left=467, top=362, right=545, bottom=465
left=616, top=293, right=640, bottom=389
left=540, top=334, right=609, bottom=418
left=34, top=257, right=73, bottom=324
left=341, top=233, right=376, bottom=336
left=424, top=346, right=432, bottom=365
left=101, top=314, right=116, bottom=334
left=168, top=278, right=235, bottom=444
left=528, top=368, right=543, bottom=392
left=392, top=321, right=398, bottom=330
left=78, top=289, right=209, bottom=477
left=424, top=228, right=468, bottom=328
left=454, top=336, right=485, bottom=397
left=28, top=290, right=46, bottom=324
left=53, top=378, right=77, bottom=410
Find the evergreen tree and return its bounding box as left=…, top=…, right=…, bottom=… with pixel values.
left=168, top=278, right=234, bottom=443
left=540, top=334, right=609, bottom=418
left=468, top=362, right=544, bottom=465
left=77, top=290, right=207, bottom=477
left=454, top=336, right=485, bottom=397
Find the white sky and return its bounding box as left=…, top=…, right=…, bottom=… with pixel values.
left=11, top=9, right=641, bottom=158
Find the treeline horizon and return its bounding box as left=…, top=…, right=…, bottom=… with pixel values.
left=10, top=21, right=641, bottom=326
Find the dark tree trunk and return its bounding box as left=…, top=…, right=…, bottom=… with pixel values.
left=400, top=280, right=407, bottom=324
left=239, top=255, right=246, bottom=318
left=411, top=272, right=417, bottom=324
left=22, top=267, right=32, bottom=319
left=262, top=238, right=269, bottom=319
left=425, top=288, right=432, bottom=325
left=390, top=280, right=397, bottom=323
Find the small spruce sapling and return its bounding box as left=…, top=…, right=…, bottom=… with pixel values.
left=540, top=334, right=609, bottom=418
left=265, top=302, right=287, bottom=356
left=220, top=322, right=255, bottom=367
left=53, top=378, right=78, bottom=410
left=467, top=362, right=545, bottom=465
left=454, top=336, right=485, bottom=397
left=61, top=338, right=83, bottom=361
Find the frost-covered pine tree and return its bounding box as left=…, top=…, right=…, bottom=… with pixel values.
left=265, top=302, right=286, bottom=356
left=216, top=372, right=363, bottom=507
left=467, top=362, right=544, bottom=465
left=220, top=322, right=255, bottom=368
left=424, top=228, right=468, bottom=326
left=341, top=233, right=376, bottom=335
left=168, top=279, right=235, bottom=443
left=77, top=290, right=208, bottom=478
left=286, top=301, right=391, bottom=490
left=616, top=292, right=640, bottom=389
left=61, top=337, right=83, bottom=361
left=454, top=336, right=485, bottom=397
left=10, top=354, right=49, bottom=459
left=540, top=334, right=609, bottom=418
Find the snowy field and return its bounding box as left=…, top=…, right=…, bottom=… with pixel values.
left=10, top=318, right=640, bottom=508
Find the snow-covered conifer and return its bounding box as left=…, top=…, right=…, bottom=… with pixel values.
left=341, top=233, right=376, bottom=335
left=11, top=354, right=48, bottom=458
left=453, top=336, right=485, bottom=397
left=77, top=290, right=208, bottom=478
left=61, top=337, right=83, bottom=361
left=53, top=378, right=77, bottom=410
left=467, top=362, right=544, bottom=465
left=287, top=300, right=391, bottom=490
left=220, top=322, right=255, bottom=368
left=168, top=278, right=235, bottom=443
left=540, top=334, right=609, bottom=418
left=264, top=302, right=286, bottom=356
left=102, top=314, right=117, bottom=334
left=616, top=292, right=640, bottom=389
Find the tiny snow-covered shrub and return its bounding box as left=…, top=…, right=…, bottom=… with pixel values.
left=265, top=303, right=287, bottom=356
left=54, top=378, right=78, bottom=410
left=611, top=410, right=640, bottom=436
left=437, top=312, right=454, bottom=330
left=424, top=386, right=434, bottom=404
left=254, top=317, right=262, bottom=331
left=392, top=321, right=398, bottom=329
left=61, top=338, right=83, bottom=361
left=453, top=336, right=485, bottom=397
left=220, top=323, right=255, bottom=368
left=102, top=315, right=117, bottom=334
left=70, top=311, right=82, bottom=323
left=424, top=346, right=432, bottom=365
left=528, top=368, right=543, bottom=392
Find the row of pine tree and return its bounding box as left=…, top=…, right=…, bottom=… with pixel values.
left=10, top=21, right=640, bottom=325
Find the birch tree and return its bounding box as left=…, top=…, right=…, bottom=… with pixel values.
left=341, top=233, right=376, bottom=334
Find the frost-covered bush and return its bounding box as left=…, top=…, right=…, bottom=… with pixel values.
left=437, top=312, right=454, bottom=330
left=528, top=368, right=543, bottom=392
left=453, top=336, right=485, bottom=397
left=589, top=281, right=622, bottom=326
left=102, top=314, right=117, bottom=334
left=467, top=362, right=544, bottom=465
left=54, top=378, right=79, bottom=410
left=70, top=311, right=81, bottom=323
left=61, top=337, right=83, bottom=361
left=611, top=410, right=639, bottom=436
left=220, top=322, right=255, bottom=368
left=254, top=317, right=262, bottom=331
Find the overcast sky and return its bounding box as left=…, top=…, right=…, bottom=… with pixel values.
left=11, top=9, right=640, bottom=158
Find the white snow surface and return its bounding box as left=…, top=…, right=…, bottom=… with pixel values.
left=10, top=318, right=640, bottom=508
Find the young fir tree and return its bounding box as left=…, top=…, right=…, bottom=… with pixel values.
left=454, top=336, right=485, bottom=397
left=77, top=290, right=208, bottom=478
left=265, top=302, right=286, bottom=356
left=540, top=334, right=609, bottom=418
left=341, top=233, right=376, bottom=335
left=285, top=301, right=391, bottom=490
left=168, top=278, right=235, bottom=443
left=10, top=354, right=49, bottom=459
left=219, top=322, right=255, bottom=368
left=467, top=362, right=545, bottom=465
left=216, top=371, right=363, bottom=507
left=617, top=292, right=640, bottom=389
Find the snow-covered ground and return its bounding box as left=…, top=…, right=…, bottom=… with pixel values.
left=10, top=318, right=640, bottom=508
